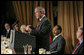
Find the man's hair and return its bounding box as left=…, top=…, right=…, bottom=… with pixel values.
left=56, top=25, right=62, bottom=33
left=78, top=25, right=83, bottom=33
left=4, top=23, right=10, bottom=26
left=35, top=7, right=45, bottom=14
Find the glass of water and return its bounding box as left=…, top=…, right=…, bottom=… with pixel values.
left=23, top=45, right=27, bottom=54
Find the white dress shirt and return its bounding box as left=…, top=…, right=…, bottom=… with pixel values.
left=53, top=34, right=61, bottom=41
left=7, top=29, right=10, bottom=33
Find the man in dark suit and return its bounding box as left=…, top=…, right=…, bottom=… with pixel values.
left=2, top=23, right=11, bottom=38
left=72, top=25, right=83, bottom=54
left=50, top=25, right=66, bottom=54
left=26, top=7, right=51, bottom=53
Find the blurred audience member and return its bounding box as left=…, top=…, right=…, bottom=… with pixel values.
left=13, top=24, right=19, bottom=31
left=20, top=25, right=27, bottom=33
left=72, top=25, right=83, bottom=54
left=2, top=23, right=11, bottom=38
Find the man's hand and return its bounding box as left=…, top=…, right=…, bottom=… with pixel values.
left=28, top=27, right=32, bottom=33
left=26, top=25, right=32, bottom=33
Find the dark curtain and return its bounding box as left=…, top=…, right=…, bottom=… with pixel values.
left=58, top=1, right=83, bottom=54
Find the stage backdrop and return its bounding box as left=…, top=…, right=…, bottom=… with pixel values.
left=11, top=1, right=54, bottom=29
left=58, top=1, right=83, bottom=54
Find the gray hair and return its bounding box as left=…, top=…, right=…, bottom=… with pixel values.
left=35, top=7, right=45, bottom=14
left=78, top=25, right=83, bottom=32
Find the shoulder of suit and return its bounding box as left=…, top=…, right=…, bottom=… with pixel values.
left=79, top=42, right=83, bottom=47
left=58, top=35, right=65, bottom=40
left=43, top=16, right=50, bottom=23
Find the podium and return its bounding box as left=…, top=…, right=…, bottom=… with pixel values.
left=14, top=31, right=36, bottom=53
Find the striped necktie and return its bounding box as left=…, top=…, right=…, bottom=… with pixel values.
left=37, top=19, right=40, bottom=27
left=72, top=42, right=79, bottom=54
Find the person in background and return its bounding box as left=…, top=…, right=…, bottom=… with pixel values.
left=12, top=20, right=19, bottom=31
left=50, top=25, right=66, bottom=54
left=2, top=23, right=11, bottom=38
left=13, top=24, right=19, bottom=31
left=20, top=25, right=27, bottom=33
left=72, top=25, right=83, bottom=54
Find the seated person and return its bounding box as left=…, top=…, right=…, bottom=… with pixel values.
left=13, top=24, right=19, bottom=31
left=12, top=20, right=19, bottom=31
left=2, top=23, right=11, bottom=38
left=72, top=25, right=83, bottom=54
left=20, top=25, right=27, bottom=33
left=50, top=25, right=66, bottom=54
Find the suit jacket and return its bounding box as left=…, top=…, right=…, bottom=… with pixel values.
left=31, top=16, right=51, bottom=51
left=72, top=42, right=83, bottom=54
left=2, top=29, right=11, bottom=38
left=50, top=35, right=66, bottom=54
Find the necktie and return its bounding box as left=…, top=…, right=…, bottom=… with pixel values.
left=37, top=19, right=40, bottom=27
left=72, top=42, right=79, bottom=54
left=49, top=36, right=52, bottom=43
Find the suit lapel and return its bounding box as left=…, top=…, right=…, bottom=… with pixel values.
left=50, top=35, right=62, bottom=48
left=38, top=16, right=46, bottom=27
left=36, top=16, right=46, bottom=30
left=50, top=35, right=61, bottom=48
left=74, top=42, right=83, bottom=54
left=53, top=35, right=61, bottom=42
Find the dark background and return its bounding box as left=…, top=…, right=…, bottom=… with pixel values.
left=1, top=1, right=18, bottom=34
left=1, top=1, right=57, bottom=34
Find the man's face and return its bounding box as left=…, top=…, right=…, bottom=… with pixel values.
left=76, top=29, right=83, bottom=39
left=52, top=26, right=60, bottom=36
left=34, top=8, right=41, bottom=19
left=5, top=23, right=10, bottom=30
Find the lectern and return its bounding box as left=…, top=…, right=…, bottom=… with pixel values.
left=14, top=31, right=36, bottom=53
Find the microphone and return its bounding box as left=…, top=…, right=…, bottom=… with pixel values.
left=11, top=19, right=19, bottom=29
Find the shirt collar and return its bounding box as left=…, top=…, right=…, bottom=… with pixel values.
left=39, top=15, right=45, bottom=21
left=7, top=29, right=10, bottom=33
left=79, top=40, right=83, bottom=45
left=53, top=34, right=61, bottom=41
